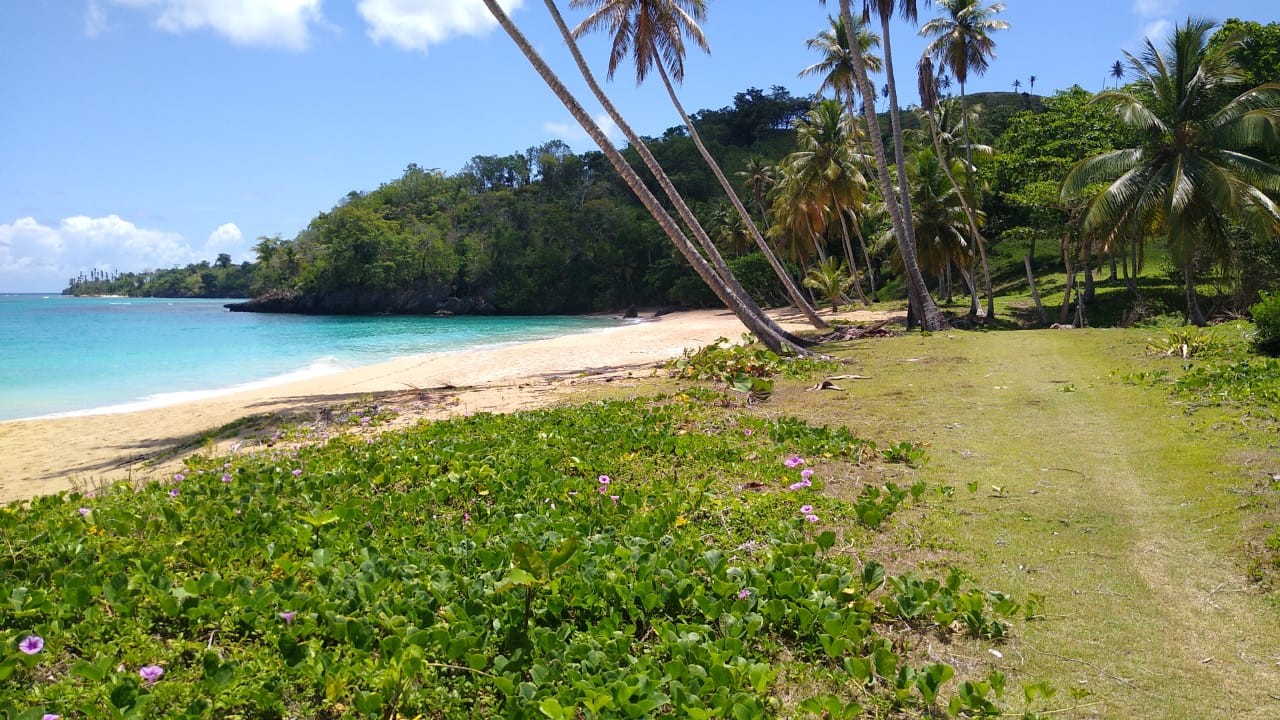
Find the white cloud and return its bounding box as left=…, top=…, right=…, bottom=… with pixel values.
left=203, top=222, right=244, bottom=256
left=1140, top=19, right=1173, bottom=43
left=0, top=215, right=248, bottom=292
left=1132, top=0, right=1176, bottom=18
left=358, top=0, right=524, bottom=53
left=542, top=113, right=622, bottom=146
left=85, top=0, right=109, bottom=38
left=108, top=0, right=325, bottom=50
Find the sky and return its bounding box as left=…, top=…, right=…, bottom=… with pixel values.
left=1, top=0, right=1275, bottom=292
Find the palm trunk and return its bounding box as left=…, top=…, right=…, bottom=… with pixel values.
left=837, top=211, right=869, bottom=305
left=485, top=0, right=800, bottom=352
left=838, top=0, right=946, bottom=330
left=850, top=214, right=879, bottom=301
left=1184, top=258, right=1206, bottom=326
left=1025, top=254, right=1047, bottom=325
left=653, top=62, right=829, bottom=330
left=958, top=83, right=995, bottom=322
left=923, top=107, right=989, bottom=322
left=1083, top=250, right=1096, bottom=305
left=542, top=0, right=819, bottom=342
left=1059, top=235, right=1076, bottom=325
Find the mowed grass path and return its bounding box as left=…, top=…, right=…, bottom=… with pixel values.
left=769, top=328, right=1280, bottom=718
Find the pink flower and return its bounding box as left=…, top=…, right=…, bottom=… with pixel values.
left=737, top=588, right=751, bottom=600
left=801, top=468, right=814, bottom=481
left=291, top=469, right=303, bottom=477
left=598, top=475, right=610, bottom=485
left=169, top=488, right=179, bottom=498
left=138, top=665, right=164, bottom=684
left=18, top=635, right=43, bottom=654
left=805, top=514, right=820, bottom=523
left=42, top=714, right=60, bottom=720
left=278, top=611, right=296, bottom=624
left=800, top=505, right=813, bottom=514
left=788, top=479, right=812, bottom=491
left=784, top=455, right=805, bottom=468
left=78, top=507, right=91, bottom=517
left=221, top=474, right=232, bottom=483
left=610, top=495, right=619, bottom=503
left=173, top=472, right=185, bottom=482
left=743, top=428, right=753, bottom=436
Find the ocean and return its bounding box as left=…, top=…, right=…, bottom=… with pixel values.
left=0, top=295, right=619, bottom=422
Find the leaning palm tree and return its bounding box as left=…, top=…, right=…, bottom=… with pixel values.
left=569, top=0, right=828, bottom=329
left=481, top=0, right=809, bottom=351
left=921, top=0, right=1007, bottom=320
left=918, top=56, right=991, bottom=319
left=819, top=0, right=948, bottom=329
left=1062, top=18, right=1280, bottom=325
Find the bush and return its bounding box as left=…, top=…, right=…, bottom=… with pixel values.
left=1251, top=292, right=1280, bottom=355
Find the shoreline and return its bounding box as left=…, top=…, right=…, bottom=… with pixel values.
left=0, top=309, right=793, bottom=504
left=0, top=307, right=899, bottom=504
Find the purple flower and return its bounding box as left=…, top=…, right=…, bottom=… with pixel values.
left=168, top=488, right=179, bottom=498
left=42, top=714, right=60, bottom=720
left=278, top=611, right=296, bottom=624
left=78, top=507, right=91, bottom=517
left=609, top=495, right=619, bottom=503
left=223, top=462, right=232, bottom=470
left=737, top=588, right=751, bottom=600
left=743, top=428, right=753, bottom=436
left=598, top=475, right=610, bottom=485
left=462, top=512, right=470, bottom=524
left=805, top=514, right=820, bottom=523
left=173, top=472, right=185, bottom=482
left=788, top=479, right=812, bottom=491
left=598, top=485, right=609, bottom=495
left=138, top=665, right=164, bottom=684
left=291, top=469, right=302, bottom=477
left=784, top=455, right=805, bottom=469
left=800, top=504, right=813, bottom=514
left=801, top=468, right=814, bottom=481
left=18, top=635, right=44, bottom=654
left=221, top=473, right=232, bottom=483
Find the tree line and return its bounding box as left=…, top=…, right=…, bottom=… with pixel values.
left=62, top=254, right=254, bottom=298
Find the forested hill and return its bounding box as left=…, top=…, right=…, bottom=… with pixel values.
left=230, top=86, right=812, bottom=316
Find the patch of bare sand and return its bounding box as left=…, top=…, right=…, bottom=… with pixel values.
left=0, top=307, right=902, bottom=504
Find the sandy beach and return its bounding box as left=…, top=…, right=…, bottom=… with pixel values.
left=0, top=308, right=838, bottom=504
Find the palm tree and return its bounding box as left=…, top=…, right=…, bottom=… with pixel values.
left=820, top=0, right=948, bottom=329
left=918, top=56, right=991, bottom=319
left=800, top=14, right=883, bottom=101
left=920, top=0, right=1007, bottom=322
left=776, top=99, right=874, bottom=304
left=1109, top=59, right=1124, bottom=89
left=1012, top=78, right=1021, bottom=93
left=1063, top=18, right=1280, bottom=325
left=481, top=0, right=809, bottom=351
left=735, top=157, right=777, bottom=228
left=1029, top=74, right=1036, bottom=93
left=569, top=0, right=829, bottom=329
left=803, top=258, right=855, bottom=314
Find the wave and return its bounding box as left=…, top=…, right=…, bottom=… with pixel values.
left=18, top=356, right=349, bottom=421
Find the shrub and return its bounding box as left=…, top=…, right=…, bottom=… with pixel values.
left=1251, top=292, right=1280, bottom=355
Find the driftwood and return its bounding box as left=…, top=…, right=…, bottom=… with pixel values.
left=806, top=374, right=872, bottom=392
left=817, top=319, right=898, bottom=343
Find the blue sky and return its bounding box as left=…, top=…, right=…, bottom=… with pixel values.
left=1, top=0, right=1274, bottom=292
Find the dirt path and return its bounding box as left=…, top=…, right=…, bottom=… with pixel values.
left=790, top=329, right=1280, bottom=718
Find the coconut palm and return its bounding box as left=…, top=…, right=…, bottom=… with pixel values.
left=801, top=14, right=883, bottom=99
left=735, top=157, right=777, bottom=228
left=569, top=0, right=829, bottom=329
left=776, top=99, right=874, bottom=303
left=920, top=0, right=1007, bottom=321
left=1012, top=78, right=1021, bottom=93
left=1109, top=60, right=1124, bottom=89
left=1029, top=74, right=1036, bottom=93
left=803, top=258, right=856, bottom=313
left=481, top=0, right=809, bottom=351
left=918, top=56, right=991, bottom=319
left=890, top=148, right=982, bottom=306
left=819, top=0, right=948, bottom=329
left=1062, top=18, right=1280, bottom=325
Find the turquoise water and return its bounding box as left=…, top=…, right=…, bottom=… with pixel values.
left=0, top=295, right=618, bottom=422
